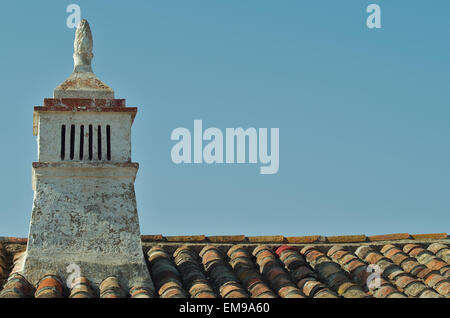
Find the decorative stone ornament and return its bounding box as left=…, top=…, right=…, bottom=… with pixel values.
left=21, top=20, right=153, bottom=291
left=73, top=19, right=94, bottom=73
left=54, top=19, right=114, bottom=99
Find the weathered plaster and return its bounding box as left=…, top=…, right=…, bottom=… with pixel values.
left=37, top=112, right=132, bottom=162
left=54, top=72, right=114, bottom=99
left=23, top=164, right=152, bottom=290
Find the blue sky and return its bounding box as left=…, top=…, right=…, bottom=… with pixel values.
left=0, top=1, right=449, bottom=237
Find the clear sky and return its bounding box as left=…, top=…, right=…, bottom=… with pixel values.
left=0, top=1, right=449, bottom=237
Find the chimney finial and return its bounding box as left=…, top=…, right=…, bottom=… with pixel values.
left=73, top=19, right=93, bottom=73
left=54, top=19, right=114, bottom=99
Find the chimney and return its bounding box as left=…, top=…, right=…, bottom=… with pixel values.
left=21, top=20, right=152, bottom=290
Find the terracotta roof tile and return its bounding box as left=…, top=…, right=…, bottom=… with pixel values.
left=368, top=233, right=410, bottom=241
left=1, top=233, right=449, bottom=298
left=435, top=281, right=450, bottom=296
left=340, top=254, right=359, bottom=265
left=315, top=261, right=343, bottom=279
left=419, top=289, right=443, bottom=298
left=278, top=285, right=304, bottom=298
left=274, top=245, right=298, bottom=256
left=403, top=243, right=422, bottom=255
left=411, top=233, right=448, bottom=240
left=374, top=285, right=400, bottom=298
left=285, top=236, right=321, bottom=244
left=220, top=282, right=247, bottom=298
left=200, top=245, right=248, bottom=298
left=254, top=246, right=303, bottom=298
left=402, top=260, right=423, bottom=274
left=0, top=273, right=35, bottom=298
left=228, top=246, right=276, bottom=298
left=354, top=245, right=373, bottom=260
left=416, top=250, right=436, bottom=263
left=147, top=247, right=187, bottom=297
left=336, top=281, right=358, bottom=296
left=379, top=242, right=450, bottom=297
left=409, top=246, right=426, bottom=258
left=35, top=273, right=64, bottom=298
left=330, top=250, right=349, bottom=262
left=344, top=259, right=366, bottom=273
left=129, top=284, right=155, bottom=298
left=0, top=237, right=27, bottom=244
left=327, top=246, right=406, bottom=298
left=365, top=252, right=386, bottom=264
left=252, top=245, right=273, bottom=258
left=248, top=236, right=285, bottom=243
left=70, top=277, right=96, bottom=298
left=380, top=244, right=398, bottom=255
left=426, top=259, right=449, bottom=271
left=189, top=283, right=216, bottom=298
left=159, top=281, right=188, bottom=298
left=314, top=289, right=339, bottom=298
left=302, top=280, right=327, bottom=297
left=403, top=282, right=428, bottom=297
left=248, top=282, right=276, bottom=298
left=299, top=245, right=317, bottom=256
left=351, top=265, right=371, bottom=284
left=277, top=249, right=306, bottom=270
left=395, top=275, right=418, bottom=290
left=427, top=243, right=450, bottom=265
left=416, top=268, right=436, bottom=280
left=424, top=273, right=448, bottom=288
left=298, top=246, right=369, bottom=298
left=427, top=243, right=449, bottom=254
left=166, top=235, right=206, bottom=242
left=173, top=246, right=215, bottom=298
left=291, top=265, right=318, bottom=282
left=207, top=235, right=246, bottom=243
left=99, top=277, right=127, bottom=298
left=440, top=268, right=450, bottom=279
left=342, top=285, right=369, bottom=298
left=141, top=234, right=164, bottom=242
left=385, top=266, right=407, bottom=281
left=391, top=253, right=411, bottom=266
left=326, top=235, right=366, bottom=243
left=359, top=248, right=432, bottom=297
left=327, top=245, right=347, bottom=258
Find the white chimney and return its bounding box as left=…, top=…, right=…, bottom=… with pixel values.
left=21, top=20, right=152, bottom=291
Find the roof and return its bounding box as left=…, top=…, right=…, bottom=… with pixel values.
left=0, top=233, right=449, bottom=298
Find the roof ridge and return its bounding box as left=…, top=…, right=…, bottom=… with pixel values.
left=1, top=232, right=448, bottom=245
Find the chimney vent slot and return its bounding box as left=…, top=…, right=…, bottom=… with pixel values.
left=70, top=125, right=75, bottom=160
left=60, top=125, right=66, bottom=160
left=106, top=125, right=111, bottom=160
left=79, top=125, right=84, bottom=160
left=97, top=125, right=102, bottom=160
left=88, top=124, right=93, bottom=160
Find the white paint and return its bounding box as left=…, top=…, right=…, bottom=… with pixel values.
left=37, top=112, right=132, bottom=162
